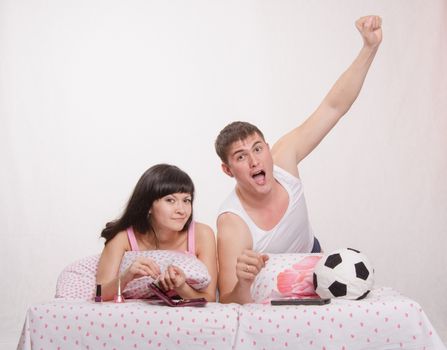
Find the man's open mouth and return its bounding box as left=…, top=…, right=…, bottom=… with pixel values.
left=252, top=170, right=266, bottom=184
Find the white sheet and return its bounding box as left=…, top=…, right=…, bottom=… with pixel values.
left=236, top=288, right=446, bottom=350
left=18, top=288, right=446, bottom=350
left=17, top=300, right=239, bottom=350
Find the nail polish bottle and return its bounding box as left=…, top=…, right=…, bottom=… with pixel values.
left=114, top=278, right=125, bottom=303
left=94, top=284, right=102, bottom=302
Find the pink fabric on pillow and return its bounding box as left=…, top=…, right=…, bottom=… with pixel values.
left=55, top=251, right=211, bottom=300
left=119, top=250, right=210, bottom=299
left=55, top=255, right=99, bottom=300
left=250, top=253, right=322, bottom=303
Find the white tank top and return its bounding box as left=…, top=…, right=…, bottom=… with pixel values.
left=218, top=165, right=315, bottom=253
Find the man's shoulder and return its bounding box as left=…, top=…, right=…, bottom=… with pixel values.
left=217, top=212, right=249, bottom=236
left=217, top=211, right=243, bottom=227
left=273, top=164, right=300, bottom=181
left=217, top=188, right=241, bottom=214
left=216, top=212, right=252, bottom=248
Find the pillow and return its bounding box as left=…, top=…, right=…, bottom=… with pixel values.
left=119, top=251, right=211, bottom=299
left=55, top=251, right=211, bottom=300
left=250, top=253, right=323, bottom=303
left=55, top=254, right=100, bottom=300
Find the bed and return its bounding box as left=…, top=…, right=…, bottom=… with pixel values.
left=17, top=287, right=445, bottom=350
left=17, top=253, right=446, bottom=349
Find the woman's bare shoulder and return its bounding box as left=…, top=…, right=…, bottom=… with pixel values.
left=105, top=230, right=131, bottom=252
left=194, top=222, right=215, bottom=236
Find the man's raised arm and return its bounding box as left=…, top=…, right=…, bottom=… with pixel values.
left=273, top=15, right=383, bottom=176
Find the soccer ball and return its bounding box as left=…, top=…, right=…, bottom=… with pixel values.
left=313, top=248, right=374, bottom=300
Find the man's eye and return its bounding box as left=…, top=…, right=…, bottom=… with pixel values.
left=237, top=154, right=245, bottom=161
left=254, top=146, right=262, bottom=153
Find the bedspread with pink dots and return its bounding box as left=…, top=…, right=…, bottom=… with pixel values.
left=17, top=300, right=239, bottom=350
left=236, top=287, right=445, bottom=350
left=17, top=287, right=446, bottom=350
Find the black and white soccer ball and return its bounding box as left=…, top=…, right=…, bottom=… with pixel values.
left=313, top=248, right=374, bottom=300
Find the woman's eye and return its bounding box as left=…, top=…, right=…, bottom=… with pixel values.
left=184, top=198, right=192, bottom=203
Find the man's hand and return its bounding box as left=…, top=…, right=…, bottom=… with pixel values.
left=236, top=250, right=269, bottom=283
left=356, top=15, right=382, bottom=49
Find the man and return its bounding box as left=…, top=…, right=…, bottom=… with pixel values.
left=215, top=15, right=382, bottom=304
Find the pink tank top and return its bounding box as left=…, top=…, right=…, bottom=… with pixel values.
left=126, top=221, right=196, bottom=255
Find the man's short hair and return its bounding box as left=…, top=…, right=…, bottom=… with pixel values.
left=215, top=121, right=265, bottom=163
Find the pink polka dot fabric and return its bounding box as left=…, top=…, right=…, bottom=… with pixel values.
left=55, top=255, right=100, bottom=300
left=18, top=288, right=446, bottom=350
left=251, top=253, right=323, bottom=303
left=55, top=252, right=211, bottom=300
left=119, top=251, right=211, bottom=299
left=237, top=288, right=446, bottom=350
left=17, top=300, right=239, bottom=350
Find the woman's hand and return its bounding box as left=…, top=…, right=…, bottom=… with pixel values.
left=356, top=15, right=382, bottom=49
left=157, top=265, right=186, bottom=291
left=124, top=257, right=161, bottom=282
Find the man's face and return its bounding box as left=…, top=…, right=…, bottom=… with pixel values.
left=222, top=133, right=274, bottom=196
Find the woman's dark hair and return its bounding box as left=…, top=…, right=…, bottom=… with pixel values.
left=101, top=164, right=195, bottom=245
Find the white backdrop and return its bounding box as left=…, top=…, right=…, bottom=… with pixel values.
left=1, top=0, right=446, bottom=347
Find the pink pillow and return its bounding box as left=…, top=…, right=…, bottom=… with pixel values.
left=250, top=253, right=322, bottom=303
left=55, top=251, right=211, bottom=300
left=119, top=251, right=210, bottom=299
left=55, top=254, right=100, bottom=300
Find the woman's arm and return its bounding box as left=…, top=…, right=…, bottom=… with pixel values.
left=96, top=231, right=129, bottom=301
left=159, top=223, right=218, bottom=301
left=193, top=223, right=218, bottom=301
left=96, top=231, right=160, bottom=301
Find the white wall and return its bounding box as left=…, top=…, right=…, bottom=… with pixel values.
left=1, top=0, right=446, bottom=347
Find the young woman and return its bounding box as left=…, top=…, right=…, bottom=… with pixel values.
left=96, top=164, right=217, bottom=301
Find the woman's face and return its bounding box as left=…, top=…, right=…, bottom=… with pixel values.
left=149, top=192, right=192, bottom=232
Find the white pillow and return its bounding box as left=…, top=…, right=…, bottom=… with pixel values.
left=55, top=254, right=100, bottom=300
left=250, top=253, right=323, bottom=303
left=55, top=251, right=211, bottom=300
left=119, top=250, right=211, bottom=299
